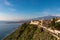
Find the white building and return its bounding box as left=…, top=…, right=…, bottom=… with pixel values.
left=56, top=20, right=60, bottom=22
left=30, top=20, right=39, bottom=25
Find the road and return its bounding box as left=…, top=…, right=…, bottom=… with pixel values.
left=38, top=25, right=60, bottom=40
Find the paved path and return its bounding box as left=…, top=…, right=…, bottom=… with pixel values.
left=38, top=25, right=60, bottom=40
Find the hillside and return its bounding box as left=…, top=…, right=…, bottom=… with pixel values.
left=3, top=23, right=57, bottom=40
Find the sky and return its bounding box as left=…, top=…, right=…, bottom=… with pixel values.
left=0, top=0, right=60, bottom=21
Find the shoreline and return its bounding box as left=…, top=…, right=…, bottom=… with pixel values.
left=1, top=26, right=19, bottom=40
left=1, top=23, right=23, bottom=40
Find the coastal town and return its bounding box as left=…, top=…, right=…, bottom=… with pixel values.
left=30, top=17, right=60, bottom=40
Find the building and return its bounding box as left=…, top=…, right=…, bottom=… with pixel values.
left=56, top=20, right=60, bottom=22
left=55, top=17, right=60, bottom=22
left=30, top=19, right=45, bottom=25
left=39, top=19, right=44, bottom=25
left=30, top=20, right=39, bottom=25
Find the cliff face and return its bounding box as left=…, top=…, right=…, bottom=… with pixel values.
left=4, top=23, right=57, bottom=40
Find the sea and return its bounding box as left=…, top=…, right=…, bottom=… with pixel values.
left=0, top=21, right=21, bottom=40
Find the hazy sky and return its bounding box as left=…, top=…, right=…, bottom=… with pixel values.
left=0, top=0, right=60, bottom=21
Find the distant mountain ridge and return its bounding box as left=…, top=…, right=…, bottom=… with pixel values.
left=32, top=16, right=60, bottom=20
left=18, top=16, right=60, bottom=23
left=1, top=16, right=60, bottom=23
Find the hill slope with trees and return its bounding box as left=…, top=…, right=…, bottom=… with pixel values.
left=4, top=23, right=57, bottom=40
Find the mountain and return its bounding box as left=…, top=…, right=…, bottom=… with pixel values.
left=3, top=23, right=57, bottom=40
left=32, top=16, right=60, bottom=20
left=3, top=16, right=60, bottom=24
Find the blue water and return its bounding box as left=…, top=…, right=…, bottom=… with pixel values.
left=0, top=22, right=21, bottom=40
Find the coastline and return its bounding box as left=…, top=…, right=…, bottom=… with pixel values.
left=1, top=28, right=17, bottom=40
left=1, top=23, right=23, bottom=40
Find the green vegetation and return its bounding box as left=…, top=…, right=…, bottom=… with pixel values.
left=51, top=18, right=55, bottom=26
left=55, top=22, right=60, bottom=30
left=50, top=18, right=56, bottom=29
left=4, top=23, right=57, bottom=40
left=49, top=18, right=60, bottom=30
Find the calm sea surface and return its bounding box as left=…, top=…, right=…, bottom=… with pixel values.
left=0, top=22, right=21, bottom=40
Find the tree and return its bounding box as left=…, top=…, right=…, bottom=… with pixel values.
left=50, top=18, right=55, bottom=29
left=55, top=22, right=60, bottom=30
left=51, top=18, right=55, bottom=26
